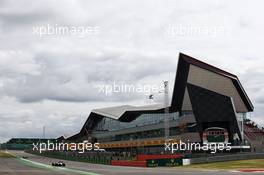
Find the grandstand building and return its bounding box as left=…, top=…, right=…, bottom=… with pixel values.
left=67, top=53, right=263, bottom=153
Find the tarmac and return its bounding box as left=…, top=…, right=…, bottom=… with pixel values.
left=0, top=150, right=263, bottom=175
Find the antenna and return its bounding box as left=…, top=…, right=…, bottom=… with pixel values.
left=164, top=81, right=170, bottom=143
left=42, top=125, right=46, bottom=139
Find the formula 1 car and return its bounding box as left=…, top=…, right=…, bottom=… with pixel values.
left=51, top=161, right=66, bottom=167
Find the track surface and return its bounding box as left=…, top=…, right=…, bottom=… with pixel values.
left=0, top=153, right=73, bottom=175
left=1, top=150, right=263, bottom=175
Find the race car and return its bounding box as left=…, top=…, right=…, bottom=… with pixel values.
left=51, top=161, right=66, bottom=167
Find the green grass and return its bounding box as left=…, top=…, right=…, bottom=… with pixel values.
left=187, top=159, right=264, bottom=170
left=0, top=151, right=15, bottom=158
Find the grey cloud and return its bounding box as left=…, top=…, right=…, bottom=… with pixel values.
left=0, top=12, right=53, bottom=27
left=1, top=50, right=176, bottom=103
left=256, top=98, right=264, bottom=104
left=0, top=105, right=87, bottom=142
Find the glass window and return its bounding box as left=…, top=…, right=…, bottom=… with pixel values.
left=93, top=112, right=180, bottom=131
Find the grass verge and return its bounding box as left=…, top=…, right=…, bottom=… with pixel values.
left=0, top=150, right=15, bottom=158
left=186, top=159, right=264, bottom=170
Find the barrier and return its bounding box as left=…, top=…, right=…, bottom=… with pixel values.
left=112, top=154, right=183, bottom=167
left=146, top=158, right=182, bottom=167
left=111, top=160, right=147, bottom=167
left=137, top=154, right=182, bottom=161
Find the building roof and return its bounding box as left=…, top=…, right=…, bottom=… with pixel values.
left=92, top=104, right=165, bottom=120
left=171, top=53, right=254, bottom=112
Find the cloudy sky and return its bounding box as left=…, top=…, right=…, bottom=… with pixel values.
left=0, top=0, right=263, bottom=143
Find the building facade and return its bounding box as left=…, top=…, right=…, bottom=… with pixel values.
left=67, top=53, right=255, bottom=154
